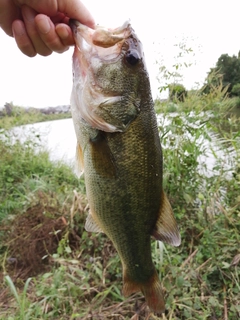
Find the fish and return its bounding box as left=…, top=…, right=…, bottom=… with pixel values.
left=70, top=20, right=181, bottom=314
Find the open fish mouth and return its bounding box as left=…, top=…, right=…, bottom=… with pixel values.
left=70, top=20, right=132, bottom=60
left=70, top=20, right=144, bottom=132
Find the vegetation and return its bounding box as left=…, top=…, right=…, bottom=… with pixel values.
left=204, top=52, right=240, bottom=96
left=0, top=103, right=71, bottom=130
left=168, top=83, right=187, bottom=102
left=0, top=80, right=239, bottom=319
left=231, top=83, right=240, bottom=97
left=0, top=44, right=240, bottom=319
left=156, top=37, right=196, bottom=96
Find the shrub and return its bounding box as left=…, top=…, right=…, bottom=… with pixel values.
left=231, top=83, right=240, bottom=97
left=169, top=83, right=187, bottom=102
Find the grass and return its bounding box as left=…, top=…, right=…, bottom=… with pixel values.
left=155, top=90, right=240, bottom=319
left=0, top=130, right=83, bottom=223
left=4, top=276, right=32, bottom=320
left=0, top=103, right=71, bottom=130
left=0, top=84, right=240, bottom=319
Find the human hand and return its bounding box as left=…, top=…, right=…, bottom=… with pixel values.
left=0, top=0, right=95, bottom=57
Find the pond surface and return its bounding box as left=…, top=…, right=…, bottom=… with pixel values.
left=11, top=116, right=236, bottom=178
left=12, top=118, right=77, bottom=166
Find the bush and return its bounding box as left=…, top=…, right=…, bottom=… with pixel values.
left=231, top=83, right=240, bottom=97
left=169, top=83, right=187, bottom=102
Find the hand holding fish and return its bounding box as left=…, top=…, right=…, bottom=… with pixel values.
left=0, top=0, right=95, bottom=57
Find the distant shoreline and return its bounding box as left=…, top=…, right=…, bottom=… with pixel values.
left=0, top=103, right=72, bottom=130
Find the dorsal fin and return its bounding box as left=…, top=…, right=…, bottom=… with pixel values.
left=152, top=191, right=181, bottom=247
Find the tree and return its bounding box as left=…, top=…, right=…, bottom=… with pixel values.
left=204, top=52, right=240, bottom=96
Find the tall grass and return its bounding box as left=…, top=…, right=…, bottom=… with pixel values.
left=155, top=89, right=240, bottom=319
left=0, top=129, right=83, bottom=223
left=0, top=83, right=239, bottom=319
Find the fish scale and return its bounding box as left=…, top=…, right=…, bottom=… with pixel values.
left=70, top=19, right=181, bottom=314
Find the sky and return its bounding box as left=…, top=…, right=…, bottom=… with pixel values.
left=0, top=0, right=240, bottom=108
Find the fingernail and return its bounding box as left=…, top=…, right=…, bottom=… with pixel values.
left=37, top=17, right=51, bottom=34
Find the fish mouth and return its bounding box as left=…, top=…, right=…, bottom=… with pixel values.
left=70, top=19, right=132, bottom=60
left=70, top=20, right=142, bottom=133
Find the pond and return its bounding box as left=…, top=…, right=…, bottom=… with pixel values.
left=11, top=118, right=77, bottom=166
left=10, top=116, right=236, bottom=178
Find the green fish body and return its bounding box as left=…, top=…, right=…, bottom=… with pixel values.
left=70, top=20, right=181, bottom=313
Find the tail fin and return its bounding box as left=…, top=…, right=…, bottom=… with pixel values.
left=122, top=269, right=165, bottom=314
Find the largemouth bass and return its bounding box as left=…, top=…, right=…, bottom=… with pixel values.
left=70, top=20, right=181, bottom=314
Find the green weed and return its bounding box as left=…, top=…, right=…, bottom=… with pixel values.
left=0, top=129, right=84, bottom=223
left=4, top=276, right=32, bottom=320
left=0, top=83, right=239, bottom=319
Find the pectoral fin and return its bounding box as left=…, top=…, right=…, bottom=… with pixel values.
left=75, top=143, right=84, bottom=176
left=152, top=191, right=181, bottom=246
left=85, top=211, right=104, bottom=233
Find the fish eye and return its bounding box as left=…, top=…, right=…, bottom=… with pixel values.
left=125, top=50, right=140, bottom=66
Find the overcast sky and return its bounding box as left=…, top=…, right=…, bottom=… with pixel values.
left=0, top=0, right=239, bottom=108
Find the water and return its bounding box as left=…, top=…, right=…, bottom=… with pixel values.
left=10, top=117, right=236, bottom=178
left=11, top=118, right=77, bottom=165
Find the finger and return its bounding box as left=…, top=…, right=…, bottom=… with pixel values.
left=21, top=5, right=52, bottom=56
left=58, top=0, right=95, bottom=28
left=15, top=0, right=58, bottom=16
left=35, top=15, right=70, bottom=53
left=50, top=12, right=67, bottom=24
left=12, top=20, right=36, bottom=57
left=0, top=0, right=21, bottom=36
left=55, top=23, right=75, bottom=47
left=16, top=0, right=95, bottom=28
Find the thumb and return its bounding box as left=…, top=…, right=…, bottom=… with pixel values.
left=58, top=0, right=95, bottom=28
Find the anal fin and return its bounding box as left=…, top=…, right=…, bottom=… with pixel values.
left=152, top=191, right=181, bottom=247
left=85, top=211, right=104, bottom=233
